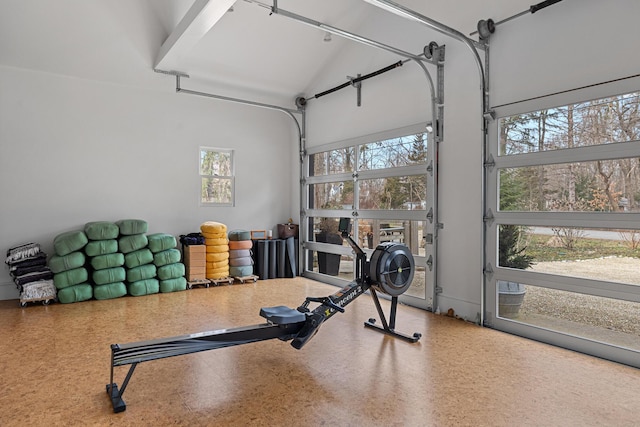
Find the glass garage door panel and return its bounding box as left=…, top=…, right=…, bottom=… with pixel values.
left=310, top=148, right=355, bottom=176
left=499, top=92, right=640, bottom=156
left=308, top=251, right=354, bottom=279
left=498, top=283, right=640, bottom=352
left=489, top=89, right=640, bottom=366
left=357, top=218, right=427, bottom=300
left=499, top=225, right=640, bottom=286
left=359, top=176, right=426, bottom=210
left=310, top=181, right=354, bottom=211
left=356, top=219, right=425, bottom=254
left=500, top=160, right=640, bottom=213
left=359, top=133, right=427, bottom=170
left=304, top=127, right=432, bottom=310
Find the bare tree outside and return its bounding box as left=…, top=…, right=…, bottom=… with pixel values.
left=310, top=133, right=427, bottom=211
left=200, top=148, right=233, bottom=205
left=500, top=92, right=640, bottom=214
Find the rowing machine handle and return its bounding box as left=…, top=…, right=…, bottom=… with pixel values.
left=305, top=296, right=345, bottom=313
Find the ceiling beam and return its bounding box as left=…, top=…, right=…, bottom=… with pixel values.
left=154, top=0, right=236, bottom=72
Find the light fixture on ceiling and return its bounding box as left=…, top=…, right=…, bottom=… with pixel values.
left=323, top=31, right=332, bottom=42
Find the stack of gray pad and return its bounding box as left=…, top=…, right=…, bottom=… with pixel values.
left=228, top=230, right=254, bottom=278
left=50, top=230, right=92, bottom=303
left=116, top=219, right=158, bottom=297
left=7, top=243, right=56, bottom=304
left=148, top=233, right=186, bottom=293
left=84, top=221, right=126, bottom=300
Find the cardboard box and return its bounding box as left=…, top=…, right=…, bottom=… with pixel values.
left=187, top=271, right=207, bottom=281
left=184, top=245, right=206, bottom=263
left=186, top=259, right=206, bottom=268
left=184, top=245, right=205, bottom=255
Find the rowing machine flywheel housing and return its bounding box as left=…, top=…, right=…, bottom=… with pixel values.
left=368, top=242, right=415, bottom=296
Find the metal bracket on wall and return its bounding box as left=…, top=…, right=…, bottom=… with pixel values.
left=348, top=74, right=362, bottom=107
left=483, top=209, right=494, bottom=226
left=483, top=110, right=496, bottom=121
left=153, top=69, right=190, bottom=79
left=484, top=154, right=495, bottom=170
left=426, top=255, right=433, bottom=271
left=484, top=262, right=494, bottom=277
left=424, top=41, right=446, bottom=64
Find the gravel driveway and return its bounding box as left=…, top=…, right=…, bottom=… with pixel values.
left=521, top=257, right=640, bottom=345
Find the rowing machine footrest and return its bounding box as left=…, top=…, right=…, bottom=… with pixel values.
left=260, top=306, right=306, bottom=325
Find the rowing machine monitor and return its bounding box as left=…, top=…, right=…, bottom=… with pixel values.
left=106, top=217, right=421, bottom=412
left=338, top=217, right=352, bottom=234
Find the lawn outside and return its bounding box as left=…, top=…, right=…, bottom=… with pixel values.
left=499, top=230, right=640, bottom=349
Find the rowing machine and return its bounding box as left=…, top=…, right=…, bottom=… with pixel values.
left=106, top=217, right=421, bottom=413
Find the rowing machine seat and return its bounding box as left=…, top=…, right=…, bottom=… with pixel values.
left=260, top=306, right=306, bottom=325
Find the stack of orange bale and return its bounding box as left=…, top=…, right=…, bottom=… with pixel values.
left=200, top=221, right=229, bottom=280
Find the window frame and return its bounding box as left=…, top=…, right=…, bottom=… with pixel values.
left=199, top=146, right=235, bottom=207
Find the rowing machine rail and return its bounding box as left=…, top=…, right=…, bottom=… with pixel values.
left=106, top=217, right=421, bottom=412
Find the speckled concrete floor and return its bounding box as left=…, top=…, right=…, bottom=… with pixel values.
left=0, top=277, right=638, bottom=426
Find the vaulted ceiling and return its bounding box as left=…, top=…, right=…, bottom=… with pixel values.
left=149, top=0, right=535, bottom=97
left=1, top=0, right=536, bottom=99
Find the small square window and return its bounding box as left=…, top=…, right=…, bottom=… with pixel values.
left=200, top=147, right=234, bottom=206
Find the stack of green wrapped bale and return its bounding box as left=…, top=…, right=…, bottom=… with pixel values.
left=228, top=230, right=254, bottom=279
left=84, top=221, right=126, bottom=300
left=51, top=230, right=92, bottom=303
left=148, top=233, right=186, bottom=293
left=201, top=221, right=230, bottom=280
left=116, top=219, right=158, bottom=297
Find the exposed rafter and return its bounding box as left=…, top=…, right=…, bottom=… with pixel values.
left=154, top=0, right=236, bottom=72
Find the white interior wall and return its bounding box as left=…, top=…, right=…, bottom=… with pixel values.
left=0, top=1, right=305, bottom=301
left=0, top=66, right=296, bottom=300
left=303, top=10, right=432, bottom=144
left=434, top=45, right=485, bottom=320
left=490, top=0, right=640, bottom=111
